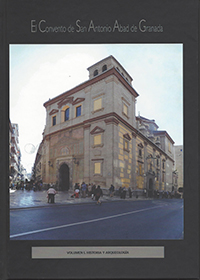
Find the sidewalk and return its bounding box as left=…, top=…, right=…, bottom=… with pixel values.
left=9, top=189, right=148, bottom=210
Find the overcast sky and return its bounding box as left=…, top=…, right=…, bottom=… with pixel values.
left=10, top=44, right=183, bottom=173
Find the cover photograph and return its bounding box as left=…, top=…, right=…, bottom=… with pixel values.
left=0, top=0, right=199, bottom=279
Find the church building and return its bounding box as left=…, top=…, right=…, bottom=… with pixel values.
left=34, top=55, right=176, bottom=196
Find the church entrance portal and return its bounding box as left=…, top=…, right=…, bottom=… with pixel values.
left=59, top=164, right=70, bottom=191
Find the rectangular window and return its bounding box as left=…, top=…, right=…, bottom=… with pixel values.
left=157, top=171, right=159, bottom=181
left=168, top=141, right=171, bottom=152
left=123, top=104, right=128, bottom=116
left=94, top=162, right=101, bottom=174
left=139, top=149, right=142, bottom=157
left=94, top=98, right=102, bottom=111
left=94, top=134, right=101, bottom=145
left=76, top=105, right=81, bottom=117
left=65, top=108, right=69, bottom=121
left=162, top=172, right=165, bottom=182
left=157, top=158, right=159, bottom=166
left=124, top=140, right=129, bottom=151
left=52, top=116, right=56, bottom=126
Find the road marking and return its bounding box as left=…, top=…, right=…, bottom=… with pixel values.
left=10, top=205, right=165, bottom=238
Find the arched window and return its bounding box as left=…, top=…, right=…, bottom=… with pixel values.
left=94, top=69, right=98, bottom=77
left=65, top=108, right=69, bottom=121
left=102, top=64, right=107, bottom=72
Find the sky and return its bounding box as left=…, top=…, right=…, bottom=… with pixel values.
left=10, top=44, right=183, bottom=174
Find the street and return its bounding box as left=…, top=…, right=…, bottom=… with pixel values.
left=10, top=199, right=183, bottom=240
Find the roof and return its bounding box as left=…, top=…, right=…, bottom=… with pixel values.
left=153, top=130, right=175, bottom=144
left=136, top=116, right=159, bottom=129
left=87, top=55, right=133, bottom=81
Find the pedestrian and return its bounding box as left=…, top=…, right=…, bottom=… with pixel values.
left=122, top=187, right=127, bottom=199
left=87, top=184, right=92, bottom=197
left=95, top=185, right=103, bottom=205
left=81, top=182, right=87, bottom=198
left=119, top=186, right=123, bottom=198
left=109, top=184, right=115, bottom=197
left=47, top=186, right=57, bottom=203
left=71, top=187, right=80, bottom=198
left=91, top=184, right=96, bottom=199
left=128, top=187, right=132, bottom=198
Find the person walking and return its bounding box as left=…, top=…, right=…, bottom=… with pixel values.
left=95, top=185, right=103, bottom=205
left=122, top=187, right=126, bottom=199
left=87, top=184, right=92, bottom=197
left=128, top=187, right=132, bottom=198
left=47, top=186, right=57, bottom=203
left=81, top=182, right=87, bottom=198
left=109, top=184, right=115, bottom=197
left=91, top=184, right=96, bottom=199
left=119, top=186, right=123, bottom=198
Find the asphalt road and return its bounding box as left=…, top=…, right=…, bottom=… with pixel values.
left=10, top=199, right=183, bottom=240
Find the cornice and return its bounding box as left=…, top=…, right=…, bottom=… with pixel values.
left=43, top=111, right=174, bottom=162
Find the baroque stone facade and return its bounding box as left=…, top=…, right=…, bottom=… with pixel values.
left=35, top=55, right=177, bottom=194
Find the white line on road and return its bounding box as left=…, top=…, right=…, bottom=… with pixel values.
left=10, top=205, right=165, bottom=238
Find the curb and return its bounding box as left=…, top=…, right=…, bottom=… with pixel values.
left=9, top=198, right=121, bottom=210
left=10, top=197, right=152, bottom=211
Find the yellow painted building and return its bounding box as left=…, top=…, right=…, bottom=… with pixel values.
left=34, top=56, right=176, bottom=196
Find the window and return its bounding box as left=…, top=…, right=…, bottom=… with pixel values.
left=157, top=158, right=159, bottom=167
left=94, top=134, right=101, bottom=146
left=94, top=162, right=101, bottom=174
left=94, top=98, right=102, bottom=111
left=139, top=149, right=142, bottom=157
left=102, top=64, right=107, bottom=72
left=162, top=172, right=165, bottom=182
left=76, top=105, right=81, bottom=117
left=65, top=108, right=69, bottom=121
left=123, top=103, right=128, bottom=116
left=156, top=171, right=159, bottom=180
left=124, top=140, right=129, bottom=151
left=52, top=116, right=56, bottom=126
left=94, top=69, right=98, bottom=76
left=162, top=161, right=165, bottom=169
left=168, top=141, right=171, bottom=152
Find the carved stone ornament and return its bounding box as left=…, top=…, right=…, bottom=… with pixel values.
left=57, top=96, right=74, bottom=108
left=72, top=98, right=85, bottom=105
left=90, top=126, right=105, bottom=135
left=49, top=109, right=59, bottom=115
left=123, top=133, right=131, bottom=141
left=138, top=142, right=144, bottom=148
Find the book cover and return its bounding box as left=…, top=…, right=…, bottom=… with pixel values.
left=0, top=0, right=199, bottom=279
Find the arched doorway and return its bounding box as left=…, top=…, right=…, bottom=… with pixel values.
left=59, top=163, right=70, bottom=191
left=148, top=178, right=154, bottom=198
